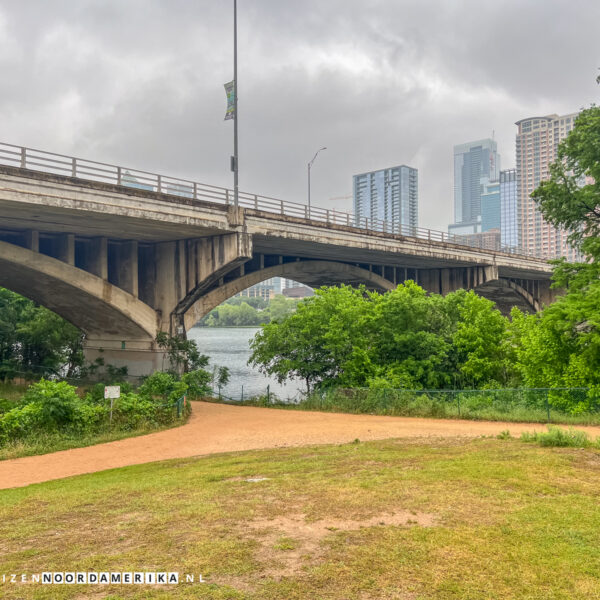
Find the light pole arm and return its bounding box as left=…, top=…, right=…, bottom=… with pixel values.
left=307, top=146, right=327, bottom=213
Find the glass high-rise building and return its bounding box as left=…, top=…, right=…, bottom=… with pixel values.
left=500, top=169, right=519, bottom=250
left=451, top=138, right=500, bottom=234
left=481, top=180, right=501, bottom=232
left=353, top=165, right=418, bottom=233
left=516, top=112, right=581, bottom=260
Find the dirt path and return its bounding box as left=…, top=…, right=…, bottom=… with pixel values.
left=2, top=401, right=600, bottom=491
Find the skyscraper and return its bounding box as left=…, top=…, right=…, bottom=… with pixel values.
left=353, top=165, right=418, bottom=233
left=500, top=169, right=519, bottom=250
left=450, top=138, right=500, bottom=235
left=516, top=112, right=581, bottom=260
left=481, top=180, right=501, bottom=232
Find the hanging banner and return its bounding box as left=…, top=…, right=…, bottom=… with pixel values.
left=224, top=81, right=235, bottom=121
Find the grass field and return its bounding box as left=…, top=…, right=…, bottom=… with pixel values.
left=0, top=424, right=186, bottom=461
left=1, top=434, right=600, bottom=599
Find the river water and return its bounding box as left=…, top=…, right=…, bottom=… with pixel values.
left=187, top=326, right=305, bottom=402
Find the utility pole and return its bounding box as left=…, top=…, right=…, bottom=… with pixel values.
left=233, top=0, right=239, bottom=208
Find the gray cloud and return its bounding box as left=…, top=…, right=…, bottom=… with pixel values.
left=1, top=0, right=598, bottom=230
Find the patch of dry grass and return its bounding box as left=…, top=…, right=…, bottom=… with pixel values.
left=1, top=437, right=600, bottom=598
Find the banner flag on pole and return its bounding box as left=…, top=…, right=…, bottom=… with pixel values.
left=224, top=81, right=235, bottom=121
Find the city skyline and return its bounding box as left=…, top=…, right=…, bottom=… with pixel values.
left=0, top=1, right=598, bottom=232
left=450, top=138, right=500, bottom=236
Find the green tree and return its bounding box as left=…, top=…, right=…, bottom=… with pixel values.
left=250, top=286, right=371, bottom=392
left=0, top=288, right=83, bottom=380
left=267, top=295, right=297, bottom=323
left=155, top=332, right=209, bottom=373
left=449, top=290, right=511, bottom=387
left=509, top=97, right=600, bottom=408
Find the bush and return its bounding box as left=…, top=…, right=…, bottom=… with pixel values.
left=182, top=369, right=212, bottom=399
left=0, top=398, right=14, bottom=414
left=21, top=379, right=80, bottom=429
left=520, top=426, right=592, bottom=448
left=138, top=371, right=187, bottom=405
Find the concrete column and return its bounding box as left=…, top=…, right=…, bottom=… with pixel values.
left=88, top=237, right=108, bottom=279
left=117, top=241, right=138, bottom=297
left=177, top=240, right=186, bottom=300
left=57, top=233, right=75, bottom=265
left=155, top=241, right=178, bottom=332
left=24, top=230, right=39, bottom=252
left=186, top=240, right=197, bottom=292
left=440, top=268, right=451, bottom=295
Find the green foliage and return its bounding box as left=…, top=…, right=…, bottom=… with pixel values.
left=138, top=371, right=187, bottom=405
left=250, top=285, right=371, bottom=392
left=250, top=284, right=516, bottom=393
left=156, top=331, right=209, bottom=373
left=520, top=426, right=592, bottom=448
left=181, top=369, right=212, bottom=399
left=199, top=294, right=299, bottom=327
left=0, top=370, right=205, bottom=447
left=21, top=379, right=80, bottom=428
left=212, top=365, right=230, bottom=389
left=0, top=288, right=83, bottom=381
left=509, top=282, right=600, bottom=398
left=223, top=295, right=267, bottom=309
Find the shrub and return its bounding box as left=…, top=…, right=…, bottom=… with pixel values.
left=0, top=403, right=45, bottom=442
left=0, top=398, right=14, bottom=414
left=520, top=426, right=592, bottom=448
left=138, top=372, right=186, bottom=405
left=182, top=369, right=212, bottom=399
left=21, top=379, right=80, bottom=429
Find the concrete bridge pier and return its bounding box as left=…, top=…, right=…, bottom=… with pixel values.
left=83, top=337, right=168, bottom=379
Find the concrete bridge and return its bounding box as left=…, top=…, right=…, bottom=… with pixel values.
left=0, top=144, right=556, bottom=376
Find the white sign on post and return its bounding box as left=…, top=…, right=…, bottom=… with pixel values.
left=104, top=386, right=120, bottom=426
left=104, top=386, right=121, bottom=399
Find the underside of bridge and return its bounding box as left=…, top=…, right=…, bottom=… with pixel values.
left=0, top=167, right=557, bottom=377
left=0, top=228, right=556, bottom=377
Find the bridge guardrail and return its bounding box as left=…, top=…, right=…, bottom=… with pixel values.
left=0, top=141, right=550, bottom=260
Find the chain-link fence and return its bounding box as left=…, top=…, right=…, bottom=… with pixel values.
left=228, top=387, right=599, bottom=424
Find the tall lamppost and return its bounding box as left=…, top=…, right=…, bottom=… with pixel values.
left=307, top=146, right=327, bottom=215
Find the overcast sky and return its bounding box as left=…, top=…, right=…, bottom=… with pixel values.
left=1, top=0, right=598, bottom=231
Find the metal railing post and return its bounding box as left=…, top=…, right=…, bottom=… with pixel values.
left=157, top=174, right=162, bottom=193
left=226, top=189, right=230, bottom=205
left=193, top=182, right=197, bottom=200
left=254, top=195, right=258, bottom=209
left=117, top=166, right=122, bottom=185
left=71, top=157, right=76, bottom=178
left=20, top=147, right=26, bottom=168
left=281, top=199, right=284, bottom=215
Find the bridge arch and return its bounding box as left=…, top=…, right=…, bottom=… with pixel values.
left=474, top=278, right=540, bottom=314
left=181, top=260, right=395, bottom=330
left=0, top=241, right=157, bottom=340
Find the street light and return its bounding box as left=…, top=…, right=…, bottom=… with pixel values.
left=307, top=146, right=327, bottom=215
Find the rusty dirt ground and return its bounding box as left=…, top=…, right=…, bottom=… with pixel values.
left=2, top=400, right=600, bottom=490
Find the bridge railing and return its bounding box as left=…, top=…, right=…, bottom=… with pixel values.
left=0, top=141, right=549, bottom=260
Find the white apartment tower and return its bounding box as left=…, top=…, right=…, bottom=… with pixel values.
left=353, top=165, right=418, bottom=233
left=515, top=112, right=581, bottom=260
